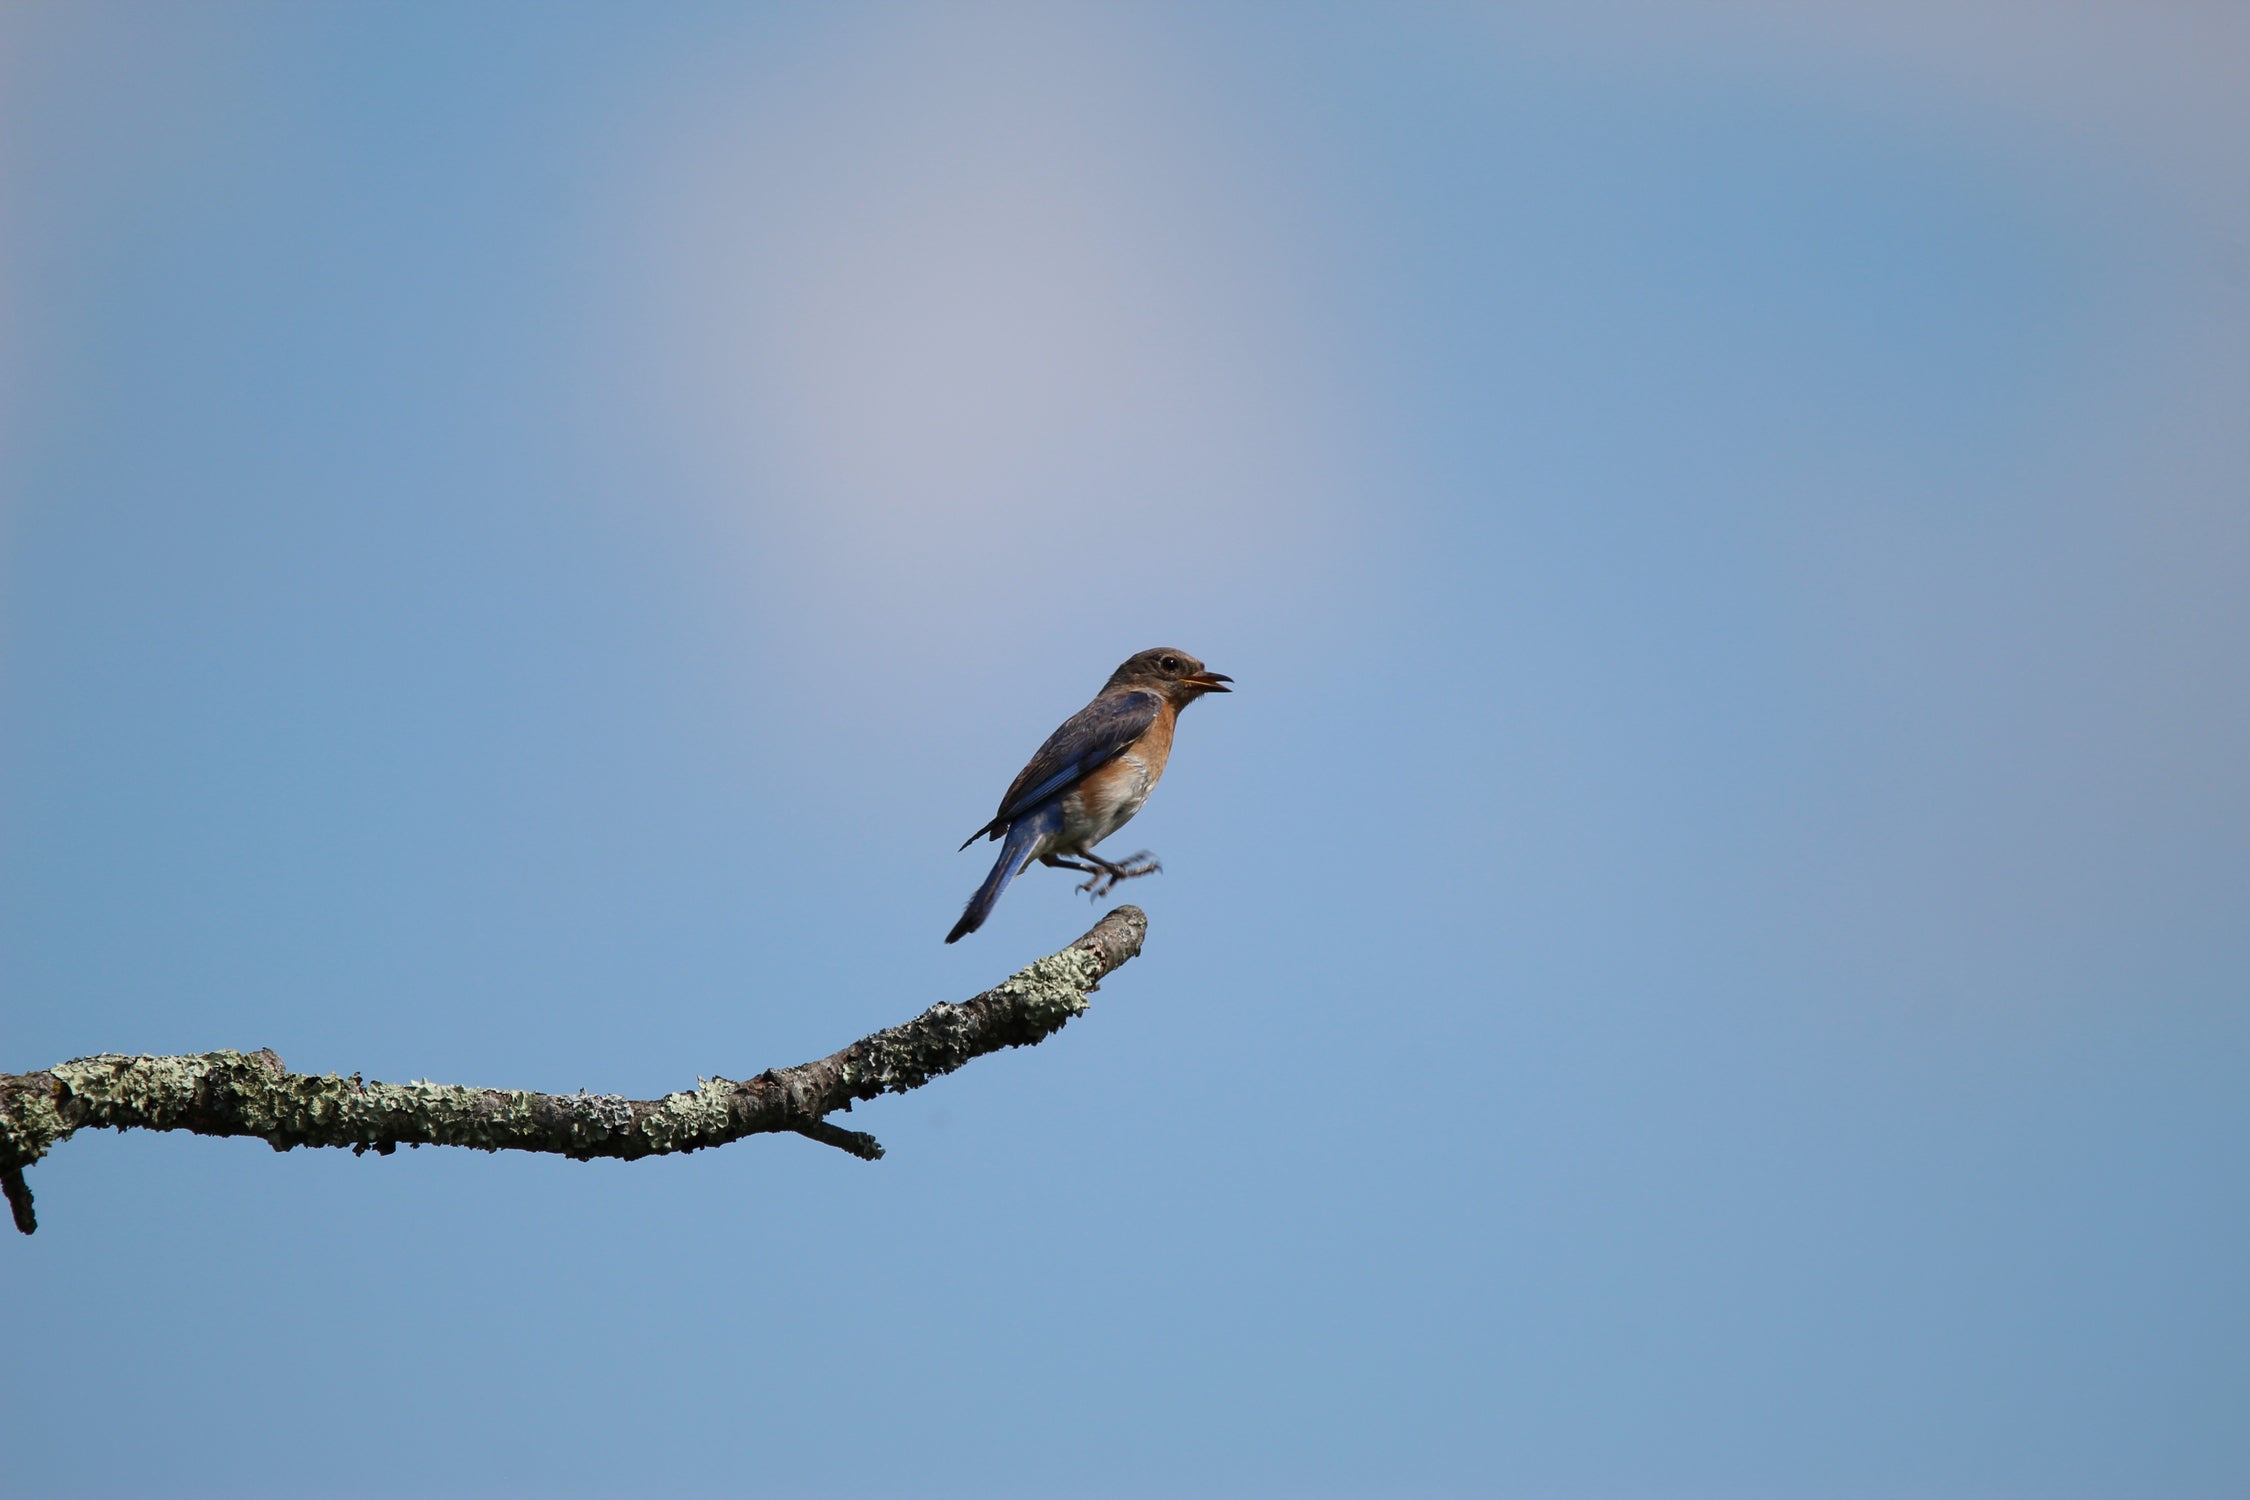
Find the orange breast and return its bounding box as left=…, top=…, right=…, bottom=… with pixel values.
left=1132, top=702, right=1176, bottom=778
left=1065, top=700, right=1177, bottom=847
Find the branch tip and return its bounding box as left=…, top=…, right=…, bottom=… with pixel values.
left=791, top=1119, right=885, bottom=1160
left=3, top=1166, right=34, bottom=1236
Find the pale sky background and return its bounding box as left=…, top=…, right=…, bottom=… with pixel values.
left=3, top=4, right=2246, bottom=1497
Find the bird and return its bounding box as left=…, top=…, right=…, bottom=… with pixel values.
left=946, top=648, right=1232, bottom=943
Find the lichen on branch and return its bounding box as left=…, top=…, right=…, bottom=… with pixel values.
left=0, top=906, right=1147, bottom=1236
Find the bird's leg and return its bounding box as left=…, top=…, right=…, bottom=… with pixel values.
left=1041, top=855, right=1102, bottom=875
left=1041, top=853, right=1113, bottom=896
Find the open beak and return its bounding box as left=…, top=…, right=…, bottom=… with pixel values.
left=1185, top=671, right=1233, bottom=693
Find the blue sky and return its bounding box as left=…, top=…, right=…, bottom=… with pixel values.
left=3, top=4, right=2246, bottom=1496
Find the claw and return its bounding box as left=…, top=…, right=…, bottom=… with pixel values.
left=1063, top=849, right=1163, bottom=899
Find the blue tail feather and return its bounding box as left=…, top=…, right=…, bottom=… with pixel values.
left=946, top=809, right=1054, bottom=943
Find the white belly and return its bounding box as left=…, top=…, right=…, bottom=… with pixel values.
left=1061, top=754, right=1154, bottom=851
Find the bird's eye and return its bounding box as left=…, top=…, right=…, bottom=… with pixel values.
left=1161, top=655, right=1181, bottom=672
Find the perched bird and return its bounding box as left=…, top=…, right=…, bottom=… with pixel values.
left=947, top=648, right=1231, bottom=943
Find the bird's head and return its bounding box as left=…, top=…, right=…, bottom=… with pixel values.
left=1105, top=647, right=1232, bottom=705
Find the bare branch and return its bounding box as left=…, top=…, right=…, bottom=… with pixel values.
left=0, top=906, right=1148, bottom=1236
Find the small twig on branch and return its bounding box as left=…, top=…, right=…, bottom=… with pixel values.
left=790, top=1119, right=885, bottom=1160
left=0, top=906, right=1147, bottom=1236
left=2, top=1165, right=33, bottom=1235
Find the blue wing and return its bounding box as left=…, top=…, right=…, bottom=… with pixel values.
left=960, top=689, right=1161, bottom=847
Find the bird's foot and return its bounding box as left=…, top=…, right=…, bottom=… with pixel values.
left=1075, top=851, right=1160, bottom=898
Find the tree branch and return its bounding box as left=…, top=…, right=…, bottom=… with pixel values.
left=0, top=905, right=1147, bottom=1236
